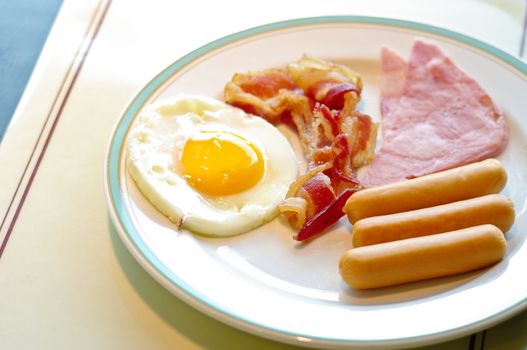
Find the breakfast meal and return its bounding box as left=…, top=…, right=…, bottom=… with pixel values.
left=126, top=95, right=298, bottom=236
left=126, top=39, right=515, bottom=290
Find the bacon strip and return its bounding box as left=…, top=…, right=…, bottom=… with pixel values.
left=291, top=173, right=336, bottom=226
left=287, top=56, right=363, bottom=105
left=279, top=164, right=333, bottom=229
left=235, top=68, right=295, bottom=99
left=295, top=188, right=358, bottom=241
left=303, top=174, right=336, bottom=213
left=322, top=83, right=360, bottom=110
left=225, top=56, right=378, bottom=236
left=224, top=68, right=309, bottom=125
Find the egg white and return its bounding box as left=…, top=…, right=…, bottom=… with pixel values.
left=126, top=94, right=298, bottom=236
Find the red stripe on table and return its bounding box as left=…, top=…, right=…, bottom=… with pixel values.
left=521, top=1, right=527, bottom=57
left=0, top=0, right=112, bottom=259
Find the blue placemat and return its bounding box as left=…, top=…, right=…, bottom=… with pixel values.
left=0, top=0, right=63, bottom=141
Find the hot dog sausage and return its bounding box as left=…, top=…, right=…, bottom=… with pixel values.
left=339, top=224, right=506, bottom=289
left=345, top=159, right=507, bottom=224
left=352, top=194, right=515, bottom=247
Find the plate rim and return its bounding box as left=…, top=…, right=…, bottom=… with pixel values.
left=104, top=15, right=527, bottom=349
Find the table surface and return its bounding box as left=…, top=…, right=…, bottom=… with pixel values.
left=1, top=1, right=526, bottom=349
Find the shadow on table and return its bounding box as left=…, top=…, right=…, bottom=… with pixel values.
left=108, top=219, right=307, bottom=350
left=108, top=219, right=471, bottom=350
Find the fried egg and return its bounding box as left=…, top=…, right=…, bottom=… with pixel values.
left=126, top=95, right=298, bottom=236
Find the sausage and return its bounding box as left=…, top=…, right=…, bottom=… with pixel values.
left=339, top=224, right=506, bottom=289
left=352, top=194, right=515, bottom=247
left=345, top=159, right=507, bottom=224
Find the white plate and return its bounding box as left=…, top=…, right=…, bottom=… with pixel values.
left=104, top=16, right=527, bottom=349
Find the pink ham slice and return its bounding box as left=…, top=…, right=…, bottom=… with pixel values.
left=359, top=40, right=508, bottom=187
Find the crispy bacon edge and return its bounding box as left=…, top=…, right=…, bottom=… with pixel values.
left=224, top=57, right=378, bottom=240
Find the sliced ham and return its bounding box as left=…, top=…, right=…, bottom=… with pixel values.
left=359, top=40, right=508, bottom=187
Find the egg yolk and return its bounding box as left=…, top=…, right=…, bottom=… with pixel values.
left=180, top=131, right=265, bottom=196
